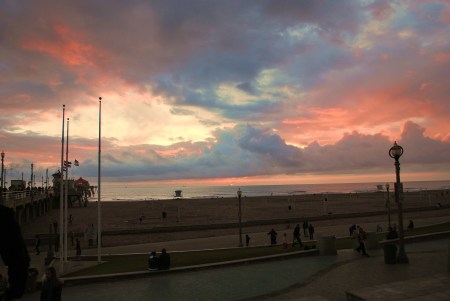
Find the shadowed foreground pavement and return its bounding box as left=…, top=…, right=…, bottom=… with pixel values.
left=18, top=239, right=449, bottom=301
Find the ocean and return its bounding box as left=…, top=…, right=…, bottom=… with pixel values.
left=99, top=180, right=450, bottom=202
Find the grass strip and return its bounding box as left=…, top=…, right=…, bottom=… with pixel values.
left=65, top=222, right=450, bottom=277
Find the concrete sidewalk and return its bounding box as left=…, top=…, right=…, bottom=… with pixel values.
left=4, top=215, right=449, bottom=300
left=18, top=239, right=450, bottom=301
left=257, top=239, right=450, bottom=301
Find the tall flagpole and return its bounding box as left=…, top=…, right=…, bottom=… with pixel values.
left=64, top=118, right=69, bottom=262
left=59, top=105, right=65, bottom=273
left=98, top=97, right=102, bottom=262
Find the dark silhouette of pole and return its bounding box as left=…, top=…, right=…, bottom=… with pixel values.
left=1, top=150, right=4, bottom=206
left=30, top=163, right=34, bottom=202
left=98, top=97, right=102, bottom=262
left=389, top=141, right=408, bottom=264
left=59, top=104, right=65, bottom=273
left=237, top=188, right=243, bottom=247
left=385, top=183, right=391, bottom=228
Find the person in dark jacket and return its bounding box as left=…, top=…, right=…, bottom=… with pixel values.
left=308, top=223, right=315, bottom=240
left=292, top=224, right=303, bottom=247
left=40, top=267, right=63, bottom=301
left=267, top=228, right=278, bottom=246
left=0, top=205, right=30, bottom=300
left=158, top=249, right=171, bottom=270
left=148, top=251, right=159, bottom=270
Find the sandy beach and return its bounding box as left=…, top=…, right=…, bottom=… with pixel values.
left=18, top=189, right=450, bottom=249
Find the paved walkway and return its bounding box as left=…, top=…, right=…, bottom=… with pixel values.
left=18, top=239, right=450, bottom=301
left=259, top=240, right=450, bottom=301
left=346, top=273, right=450, bottom=301
left=10, top=210, right=449, bottom=301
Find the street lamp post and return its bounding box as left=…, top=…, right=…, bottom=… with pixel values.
left=237, top=188, right=243, bottom=247
left=1, top=150, right=4, bottom=206
left=385, top=183, right=391, bottom=229
left=389, top=141, right=409, bottom=264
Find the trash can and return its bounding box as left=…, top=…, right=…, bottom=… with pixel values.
left=26, top=268, right=39, bottom=292
left=383, top=244, right=397, bottom=264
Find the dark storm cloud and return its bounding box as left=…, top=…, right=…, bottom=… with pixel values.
left=71, top=122, right=450, bottom=182
left=2, top=0, right=450, bottom=183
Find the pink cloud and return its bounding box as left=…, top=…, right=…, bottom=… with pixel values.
left=433, top=52, right=450, bottom=62
left=21, top=23, right=107, bottom=67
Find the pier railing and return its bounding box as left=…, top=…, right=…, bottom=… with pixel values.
left=1, top=190, right=48, bottom=209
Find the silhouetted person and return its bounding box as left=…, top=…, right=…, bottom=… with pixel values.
left=158, top=249, right=170, bottom=270
left=0, top=273, right=7, bottom=296
left=52, top=220, right=58, bottom=234
left=268, top=228, right=278, bottom=245
left=407, top=220, right=414, bottom=230
left=302, top=221, right=309, bottom=236
left=355, top=226, right=369, bottom=256
left=54, top=235, right=59, bottom=252
left=308, top=224, right=315, bottom=240
left=292, top=224, right=303, bottom=247
left=0, top=205, right=30, bottom=300
left=76, top=238, right=82, bottom=259
left=35, top=235, right=41, bottom=255
left=40, top=266, right=63, bottom=301
left=376, top=224, right=383, bottom=232
left=386, top=226, right=398, bottom=240
left=245, top=234, right=251, bottom=247
left=148, top=251, right=158, bottom=270
left=349, top=224, right=357, bottom=237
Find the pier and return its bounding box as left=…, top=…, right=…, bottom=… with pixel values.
left=1, top=190, right=53, bottom=225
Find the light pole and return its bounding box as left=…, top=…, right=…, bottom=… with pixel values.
left=237, top=188, right=243, bottom=247
left=1, top=150, right=4, bottom=206
left=385, top=183, right=391, bottom=229
left=30, top=163, right=34, bottom=202
left=389, top=141, right=409, bottom=264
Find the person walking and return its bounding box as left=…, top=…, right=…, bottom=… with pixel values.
left=292, top=224, right=303, bottom=247
left=40, top=266, right=63, bottom=301
left=245, top=234, right=251, bottom=247
left=308, top=223, right=315, bottom=240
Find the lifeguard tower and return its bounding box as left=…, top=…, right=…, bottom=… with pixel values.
left=174, top=190, right=183, bottom=199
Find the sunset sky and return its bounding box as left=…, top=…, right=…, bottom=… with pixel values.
left=1, top=0, right=450, bottom=186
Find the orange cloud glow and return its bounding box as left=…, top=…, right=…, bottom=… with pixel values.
left=21, top=23, right=107, bottom=67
